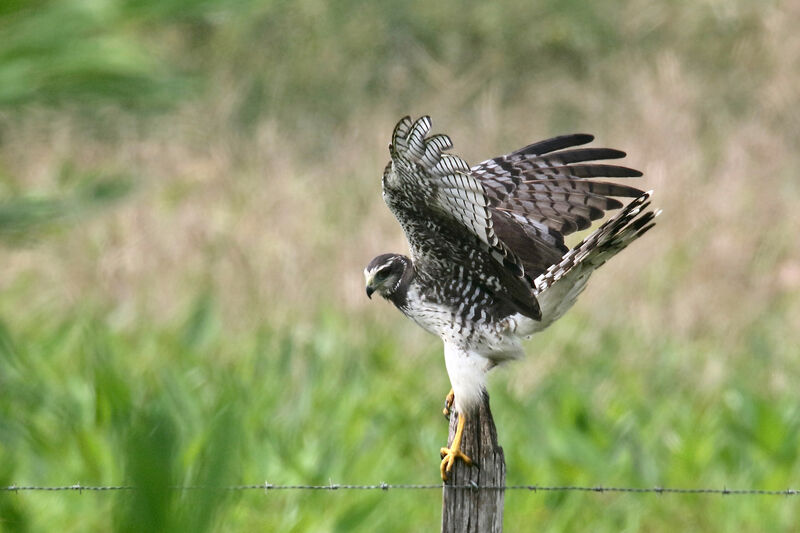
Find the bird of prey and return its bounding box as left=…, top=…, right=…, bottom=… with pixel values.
left=364, top=116, right=658, bottom=481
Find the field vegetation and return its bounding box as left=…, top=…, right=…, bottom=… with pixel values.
left=1, top=0, right=799, bottom=531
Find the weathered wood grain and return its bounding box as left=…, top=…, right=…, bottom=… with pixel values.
left=441, top=391, right=505, bottom=533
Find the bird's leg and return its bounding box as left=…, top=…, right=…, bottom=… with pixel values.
left=442, top=388, right=455, bottom=419
left=440, top=412, right=472, bottom=481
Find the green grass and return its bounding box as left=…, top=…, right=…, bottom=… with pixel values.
left=1, top=300, right=798, bottom=531
left=1, top=0, right=800, bottom=531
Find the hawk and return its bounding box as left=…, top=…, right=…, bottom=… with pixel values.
left=364, top=116, right=658, bottom=481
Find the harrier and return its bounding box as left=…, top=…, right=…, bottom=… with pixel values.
left=364, top=116, right=658, bottom=480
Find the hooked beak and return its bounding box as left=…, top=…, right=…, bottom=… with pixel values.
left=364, top=270, right=377, bottom=299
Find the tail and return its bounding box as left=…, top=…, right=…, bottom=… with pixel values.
left=529, top=191, right=659, bottom=330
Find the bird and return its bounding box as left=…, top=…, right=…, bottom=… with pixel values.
left=364, top=116, right=659, bottom=481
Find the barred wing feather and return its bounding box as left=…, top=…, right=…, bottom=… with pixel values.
left=531, top=191, right=659, bottom=330
left=472, top=133, right=647, bottom=278
left=387, top=116, right=521, bottom=270
left=382, top=116, right=655, bottom=323
left=384, top=116, right=541, bottom=319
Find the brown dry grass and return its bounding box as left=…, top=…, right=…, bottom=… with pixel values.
left=2, top=5, right=798, bottom=350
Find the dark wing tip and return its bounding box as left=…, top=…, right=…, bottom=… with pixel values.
left=606, top=166, right=642, bottom=177
left=512, top=133, right=595, bottom=157
left=571, top=133, right=595, bottom=144
left=551, top=147, right=628, bottom=163
left=567, top=164, right=643, bottom=178
left=603, top=148, right=627, bottom=159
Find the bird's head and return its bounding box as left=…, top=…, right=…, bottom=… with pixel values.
left=364, top=253, right=412, bottom=300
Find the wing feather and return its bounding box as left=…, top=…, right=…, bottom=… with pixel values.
left=510, top=133, right=595, bottom=156
left=470, top=133, right=647, bottom=278
left=387, top=116, right=511, bottom=259
left=383, top=116, right=541, bottom=319
left=382, top=117, right=652, bottom=321
left=526, top=164, right=642, bottom=179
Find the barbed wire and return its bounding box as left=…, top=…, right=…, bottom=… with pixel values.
left=2, top=483, right=798, bottom=496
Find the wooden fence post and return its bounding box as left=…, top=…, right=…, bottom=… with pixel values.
left=441, top=391, right=505, bottom=533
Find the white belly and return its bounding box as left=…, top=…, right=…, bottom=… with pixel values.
left=402, top=286, right=525, bottom=360
left=443, top=341, right=492, bottom=413
left=401, top=286, right=528, bottom=413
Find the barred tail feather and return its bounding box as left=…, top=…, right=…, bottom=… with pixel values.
left=520, top=191, right=658, bottom=333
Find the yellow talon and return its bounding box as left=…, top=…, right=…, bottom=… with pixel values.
left=442, top=388, right=455, bottom=418
left=440, top=412, right=472, bottom=481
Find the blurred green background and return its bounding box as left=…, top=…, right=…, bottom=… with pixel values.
left=1, top=0, right=799, bottom=531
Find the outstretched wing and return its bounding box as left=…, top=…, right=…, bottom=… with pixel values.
left=383, top=116, right=541, bottom=319
left=386, top=116, right=523, bottom=272
left=382, top=116, right=650, bottom=322
left=529, top=191, right=658, bottom=332
left=472, top=134, right=646, bottom=278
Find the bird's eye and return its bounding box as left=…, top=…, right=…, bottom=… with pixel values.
left=375, top=268, right=390, bottom=281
